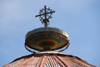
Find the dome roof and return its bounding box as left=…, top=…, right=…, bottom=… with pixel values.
left=3, top=51, right=95, bottom=67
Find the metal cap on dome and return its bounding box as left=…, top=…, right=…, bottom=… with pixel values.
left=25, top=6, right=70, bottom=53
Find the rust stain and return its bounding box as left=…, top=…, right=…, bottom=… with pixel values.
left=61, top=39, right=66, bottom=41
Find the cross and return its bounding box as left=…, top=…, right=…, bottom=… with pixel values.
left=35, top=6, right=55, bottom=27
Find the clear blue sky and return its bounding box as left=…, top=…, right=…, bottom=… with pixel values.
left=0, top=0, right=100, bottom=67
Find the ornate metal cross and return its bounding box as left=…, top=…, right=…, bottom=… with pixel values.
left=35, top=6, right=55, bottom=27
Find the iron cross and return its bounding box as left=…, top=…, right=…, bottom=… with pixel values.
left=35, top=6, right=55, bottom=27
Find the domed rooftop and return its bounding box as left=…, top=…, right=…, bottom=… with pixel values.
left=3, top=6, right=96, bottom=67
left=3, top=51, right=95, bottom=67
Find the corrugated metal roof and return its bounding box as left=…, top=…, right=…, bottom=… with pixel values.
left=3, top=51, right=96, bottom=67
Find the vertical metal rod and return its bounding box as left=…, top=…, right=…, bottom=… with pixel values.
left=44, top=6, right=47, bottom=27
left=53, top=56, right=66, bottom=67
left=56, top=56, right=71, bottom=67
left=40, top=55, right=47, bottom=67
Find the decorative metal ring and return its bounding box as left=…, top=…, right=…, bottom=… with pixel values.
left=58, top=42, right=70, bottom=52
left=25, top=44, right=36, bottom=53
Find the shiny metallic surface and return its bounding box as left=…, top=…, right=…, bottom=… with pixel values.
left=25, top=27, right=69, bottom=51
left=26, top=27, right=69, bottom=39
left=3, top=51, right=96, bottom=67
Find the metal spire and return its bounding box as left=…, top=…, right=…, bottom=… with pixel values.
left=35, top=5, right=55, bottom=27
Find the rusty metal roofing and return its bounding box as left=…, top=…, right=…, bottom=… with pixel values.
left=3, top=51, right=95, bottom=67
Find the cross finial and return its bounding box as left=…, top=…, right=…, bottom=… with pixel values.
left=35, top=6, right=55, bottom=27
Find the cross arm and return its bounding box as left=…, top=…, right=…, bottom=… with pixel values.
left=35, top=11, right=55, bottom=17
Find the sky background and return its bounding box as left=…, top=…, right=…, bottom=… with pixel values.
left=0, top=0, right=100, bottom=67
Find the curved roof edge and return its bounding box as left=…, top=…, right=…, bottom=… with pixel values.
left=3, top=51, right=96, bottom=67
